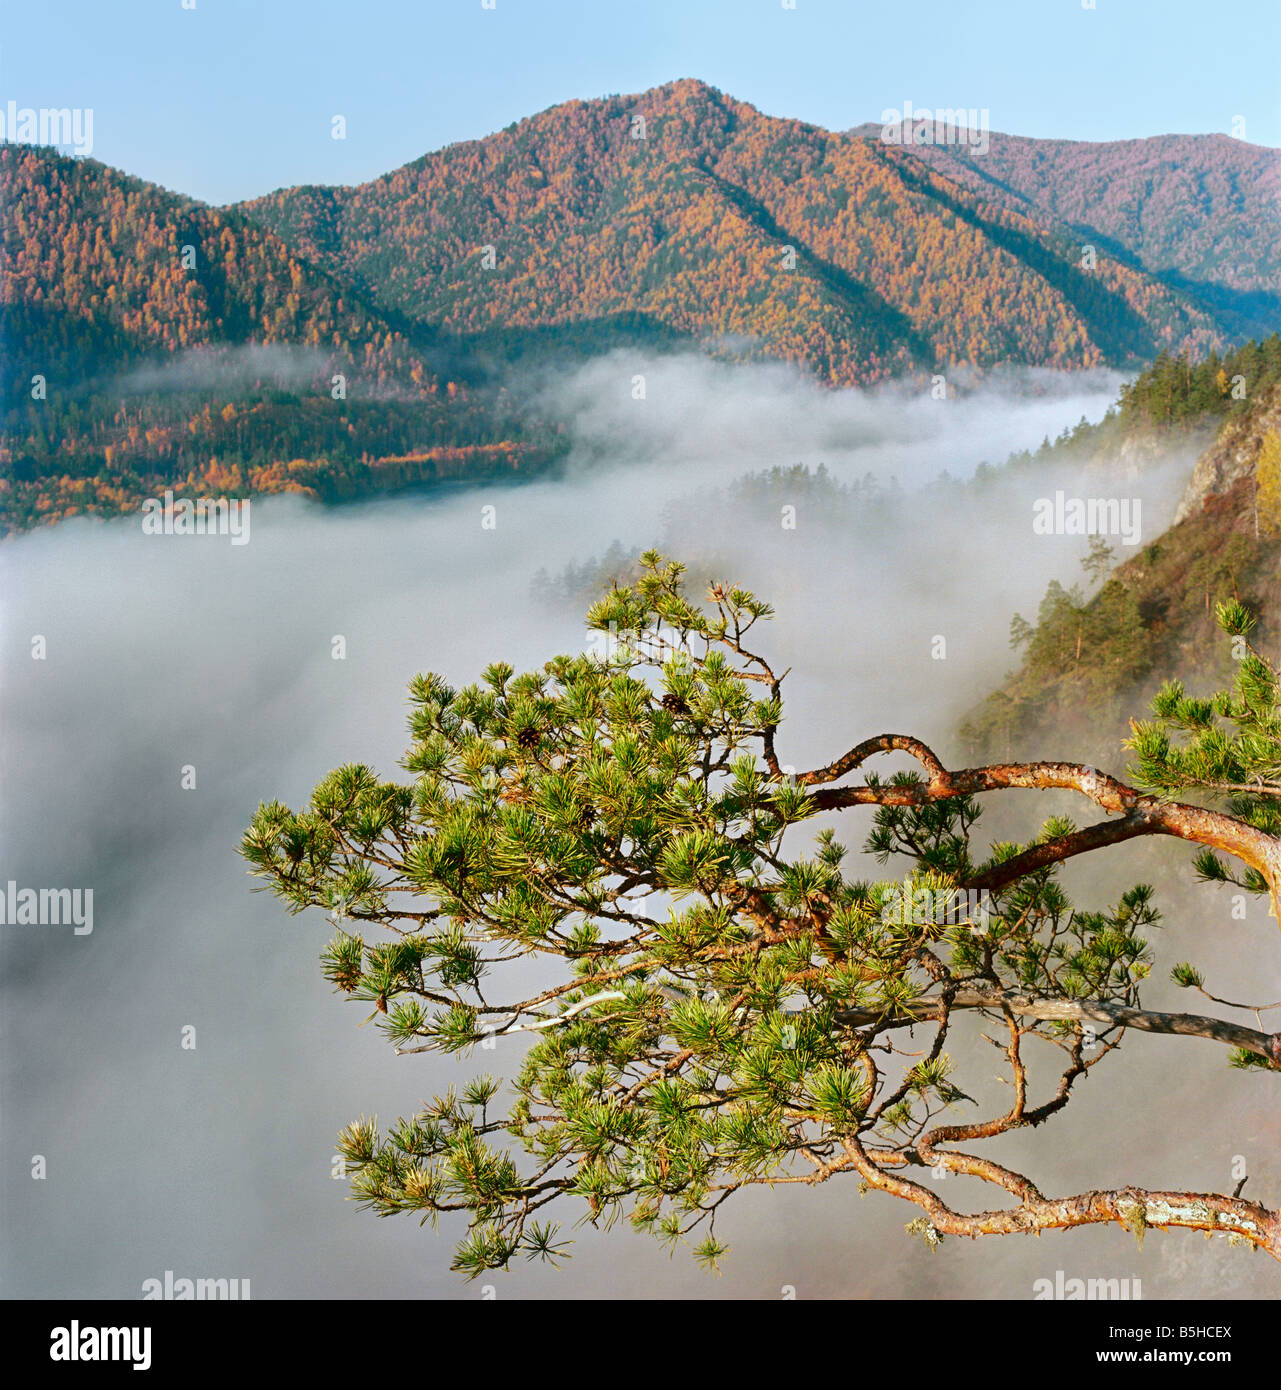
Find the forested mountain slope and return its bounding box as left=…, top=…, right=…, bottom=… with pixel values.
left=962, top=340, right=1281, bottom=762
left=850, top=126, right=1281, bottom=341
left=0, top=147, right=543, bottom=529
left=244, top=79, right=1223, bottom=384
left=6, top=80, right=1272, bottom=531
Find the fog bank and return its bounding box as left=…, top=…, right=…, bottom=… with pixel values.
left=3, top=354, right=1274, bottom=1300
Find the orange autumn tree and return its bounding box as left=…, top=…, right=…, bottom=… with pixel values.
left=1258, top=428, right=1281, bottom=539
left=242, top=556, right=1281, bottom=1278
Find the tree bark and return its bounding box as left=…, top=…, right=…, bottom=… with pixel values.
left=800, top=735, right=1281, bottom=921
left=842, top=1135, right=1281, bottom=1258
left=829, top=987, right=1281, bottom=1063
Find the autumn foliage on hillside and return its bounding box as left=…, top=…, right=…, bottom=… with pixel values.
left=0, top=81, right=1249, bottom=530
left=962, top=349, right=1281, bottom=761
left=0, top=146, right=544, bottom=529
left=246, top=79, right=1221, bottom=385
left=877, top=127, right=1281, bottom=341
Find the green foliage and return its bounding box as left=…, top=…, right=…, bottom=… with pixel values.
left=1229, top=1048, right=1279, bottom=1072
left=0, top=146, right=552, bottom=532
left=1116, top=339, right=1281, bottom=431
left=242, top=554, right=1263, bottom=1280
left=1125, top=603, right=1281, bottom=859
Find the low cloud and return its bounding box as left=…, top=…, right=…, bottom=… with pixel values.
left=114, top=343, right=329, bottom=395
left=2, top=352, right=1272, bottom=1300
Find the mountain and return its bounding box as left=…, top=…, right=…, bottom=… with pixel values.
left=851, top=126, right=1281, bottom=341
left=4, top=79, right=1273, bottom=531
left=0, top=146, right=546, bottom=529
left=242, top=79, right=1224, bottom=385
left=960, top=338, right=1281, bottom=764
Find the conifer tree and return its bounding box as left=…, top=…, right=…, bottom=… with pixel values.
left=242, top=556, right=1281, bottom=1277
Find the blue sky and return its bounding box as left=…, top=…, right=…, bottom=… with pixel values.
left=4, top=0, right=1278, bottom=204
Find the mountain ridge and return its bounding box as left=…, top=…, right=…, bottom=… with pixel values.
left=3, top=78, right=1277, bottom=529
left=846, top=120, right=1281, bottom=341
left=238, top=77, right=1225, bottom=385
